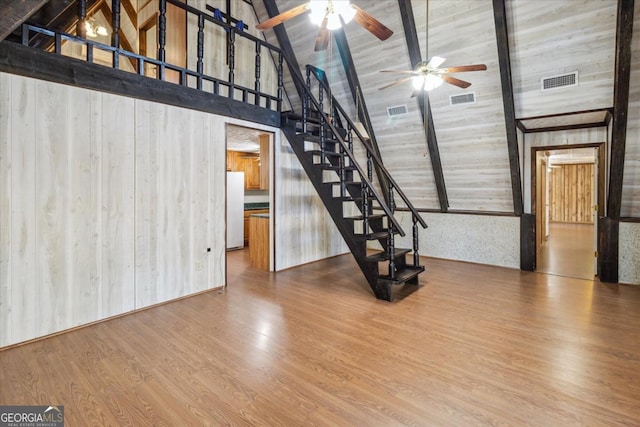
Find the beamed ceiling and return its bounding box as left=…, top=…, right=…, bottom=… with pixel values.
left=253, top=0, right=640, bottom=216
left=1, top=0, right=638, bottom=216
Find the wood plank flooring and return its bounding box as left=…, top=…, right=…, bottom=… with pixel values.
left=2, top=249, right=640, bottom=426
left=537, top=222, right=595, bottom=280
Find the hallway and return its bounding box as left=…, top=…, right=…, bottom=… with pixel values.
left=536, top=223, right=595, bottom=280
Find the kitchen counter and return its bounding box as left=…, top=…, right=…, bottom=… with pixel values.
left=244, top=203, right=269, bottom=211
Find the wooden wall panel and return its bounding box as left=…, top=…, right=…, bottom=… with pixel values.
left=0, top=72, right=10, bottom=344
left=134, top=101, right=219, bottom=308
left=0, top=74, right=136, bottom=347
left=6, top=75, right=38, bottom=345
left=507, top=0, right=617, bottom=118
left=100, top=93, right=136, bottom=317
left=549, top=163, right=594, bottom=224
left=274, top=131, right=349, bottom=271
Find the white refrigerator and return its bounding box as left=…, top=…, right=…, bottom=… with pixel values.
left=226, top=171, right=245, bottom=249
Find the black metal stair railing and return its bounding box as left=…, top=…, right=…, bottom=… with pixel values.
left=295, top=65, right=428, bottom=279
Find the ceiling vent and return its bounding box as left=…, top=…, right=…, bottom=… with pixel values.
left=449, top=92, right=476, bottom=106
left=541, top=72, right=578, bottom=91
left=386, top=104, right=408, bottom=118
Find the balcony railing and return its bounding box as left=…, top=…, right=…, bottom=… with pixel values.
left=19, top=0, right=284, bottom=111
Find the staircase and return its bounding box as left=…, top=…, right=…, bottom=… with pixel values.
left=281, top=65, right=428, bottom=301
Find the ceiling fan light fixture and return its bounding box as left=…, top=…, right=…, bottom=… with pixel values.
left=333, top=1, right=356, bottom=24
left=424, top=73, right=443, bottom=91
left=326, top=13, right=342, bottom=30
left=309, top=0, right=328, bottom=26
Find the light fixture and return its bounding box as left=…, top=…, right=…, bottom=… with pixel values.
left=308, top=0, right=356, bottom=30
left=84, top=18, right=108, bottom=38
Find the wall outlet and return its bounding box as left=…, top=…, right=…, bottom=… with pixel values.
left=195, top=261, right=202, bottom=271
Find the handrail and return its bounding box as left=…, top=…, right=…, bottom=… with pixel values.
left=305, top=65, right=428, bottom=229
left=290, top=66, right=406, bottom=236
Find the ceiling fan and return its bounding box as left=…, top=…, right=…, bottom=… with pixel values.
left=256, top=1, right=393, bottom=52
left=379, top=56, right=487, bottom=94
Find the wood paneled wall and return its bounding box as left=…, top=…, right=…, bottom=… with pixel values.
left=274, top=132, right=349, bottom=271
left=0, top=72, right=136, bottom=346
left=549, top=163, right=594, bottom=224
left=0, top=71, right=344, bottom=347
left=0, top=73, right=226, bottom=347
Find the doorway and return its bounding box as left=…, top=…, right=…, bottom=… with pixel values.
left=225, top=124, right=274, bottom=277
left=532, top=145, right=604, bottom=279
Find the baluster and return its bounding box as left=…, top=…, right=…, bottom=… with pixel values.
left=388, top=224, right=396, bottom=279
left=388, top=181, right=396, bottom=278
left=319, top=84, right=326, bottom=164
left=303, top=68, right=311, bottom=134
left=77, top=0, right=87, bottom=39
left=197, top=13, right=204, bottom=90
left=21, top=24, right=29, bottom=46
left=277, top=53, right=283, bottom=112
left=367, top=151, right=373, bottom=182
left=254, top=42, right=261, bottom=106
left=111, top=0, right=120, bottom=69
left=158, top=0, right=166, bottom=80
left=228, top=30, right=235, bottom=98
left=362, top=183, right=370, bottom=235
left=413, top=215, right=419, bottom=266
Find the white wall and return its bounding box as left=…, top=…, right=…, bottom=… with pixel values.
left=393, top=212, right=520, bottom=269
left=619, top=222, right=640, bottom=286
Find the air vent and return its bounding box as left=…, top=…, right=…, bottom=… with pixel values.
left=449, top=92, right=476, bottom=106
left=386, top=104, right=408, bottom=118
left=541, top=72, right=578, bottom=91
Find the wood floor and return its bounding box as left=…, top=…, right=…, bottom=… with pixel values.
left=2, top=249, right=640, bottom=426
left=537, top=222, right=595, bottom=280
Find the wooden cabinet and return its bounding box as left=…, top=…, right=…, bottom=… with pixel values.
left=259, top=134, right=270, bottom=190
left=227, top=150, right=261, bottom=190
left=244, top=209, right=268, bottom=246
left=249, top=214, right=270, bottom=270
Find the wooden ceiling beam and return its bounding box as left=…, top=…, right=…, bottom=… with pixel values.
left=493, top=0, right=523, bottom=216
left=0, top=0, right=48, bottom=41
left=397, top=0, right=449, bottom=212
left=607, top=0, right=634, bottom=219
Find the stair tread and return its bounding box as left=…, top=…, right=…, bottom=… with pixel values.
left=304, top=135, right=341, bottom=144
left=356, top=231, right=390, bottom=240
left=306, top=149, right=343, bottom=157
left=325, top=180, right=362, bottom=186
left=377, top=265, right=425, bottom=284
left=344, top=213, right=386, bottom=221
left=321, top=164, right=358, bottom=171
left=365, top=248, right=412, bottom=262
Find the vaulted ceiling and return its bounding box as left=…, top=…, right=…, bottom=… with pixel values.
left=251, top=0, right=638, bottom=216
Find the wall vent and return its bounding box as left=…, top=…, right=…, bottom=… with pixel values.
left=449, top=92, right=476, bottom=106
left=541, top=72, right=578, bottom=91
left=386, top=104, right=408, bottom=117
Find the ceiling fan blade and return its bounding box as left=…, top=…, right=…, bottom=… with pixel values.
left=314, top=17, right=330, bottom=52
left=441, top=74, right=472, bottom=89
left=441, top=64, right=487, bottom=73
left=378, top=76, right=414, bottom=91
left=426, top=56, right=446, bottom=69
left=256, top=2, right=310, bottom=30
left=351, top=4, right=393, bottom=41
left=380, top=70, right=421, bottom=75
